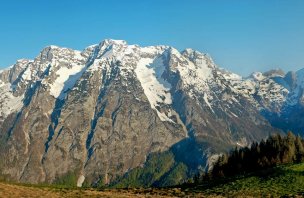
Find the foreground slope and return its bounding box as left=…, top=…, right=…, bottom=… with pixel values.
left=188, top=162, right=304, bottom=197
left=0, top=39, right=300, bottom=186
left=1, top=163, right=304, bottom=197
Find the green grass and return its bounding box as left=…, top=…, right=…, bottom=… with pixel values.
left=188, top=163, right=304, bottom=197
left=53, top=171, right=78, bottom=187
left=112, top=151, right=188, bottom=188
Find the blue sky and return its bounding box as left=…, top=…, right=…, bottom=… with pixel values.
left=0, top=0, right=303, bottom=76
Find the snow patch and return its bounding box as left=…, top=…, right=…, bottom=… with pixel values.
left=22, top=66, right=32, bottom=81
left=251, top=72, right=265, bottom=81
left=0, top=83, right=24, bottom=120
left=77, top=175, right=85, bottom=187
left=49, top=65, right=85, bottom=98
left=135, top=56, right=173, bottom=122
left=203, top=93, right=214, bottom=113
left=48, top=57, right=86, bottom=99
left=230, top=112, right=238, bottom=118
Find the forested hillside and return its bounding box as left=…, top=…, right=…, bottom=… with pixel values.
left=187, top=131, right=304, bottom=182
left=182, top=132, right=304, bottom=197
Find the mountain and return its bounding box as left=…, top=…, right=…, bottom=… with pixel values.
left=0, top=39, right=302, bottom=187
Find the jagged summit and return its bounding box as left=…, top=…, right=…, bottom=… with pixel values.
left=0, top=39, right=302, bottom=127
left=101, top=38, right=127, bottom=45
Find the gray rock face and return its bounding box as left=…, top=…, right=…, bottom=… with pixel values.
left=0, top=39, right=298, bottom=186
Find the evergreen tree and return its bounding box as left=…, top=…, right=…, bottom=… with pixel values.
left=207, top=132, right=304, bottom=181
left=295, top=135, right=304, bottom=162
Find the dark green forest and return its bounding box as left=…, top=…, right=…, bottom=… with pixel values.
left=204, top=132, right=304, bottom=180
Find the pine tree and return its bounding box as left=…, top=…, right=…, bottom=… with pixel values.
left=295, top=135, right=304, bottom=162
left=208, top=132, right=304, bottom=181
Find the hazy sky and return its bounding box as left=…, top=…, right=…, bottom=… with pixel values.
left=0, top=0, right=303, bottom=76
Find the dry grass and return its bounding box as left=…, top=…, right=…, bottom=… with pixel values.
left=0, top=182, right=219, bottom=198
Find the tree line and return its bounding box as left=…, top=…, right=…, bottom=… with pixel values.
left=196, top=132, right=304, bottom=181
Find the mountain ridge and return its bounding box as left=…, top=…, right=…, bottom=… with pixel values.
left=0, top=39, right=303, bottom=187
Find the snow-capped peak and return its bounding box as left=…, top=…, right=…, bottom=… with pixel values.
left=48, top=45, right=60, bottom=49
left=250, top=72, right=265, bottom=81
left=181, top=48, right=216, bottom=68
left=100, top=39, right=127, bottom=46
left=16, top=59, right=33, bottom=64
left=1, top=38, right=304, bottom=126
left=182, top=48, right=195, bottom=55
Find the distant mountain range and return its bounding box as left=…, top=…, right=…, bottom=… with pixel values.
left=0, top=39, right=303, bottom=187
